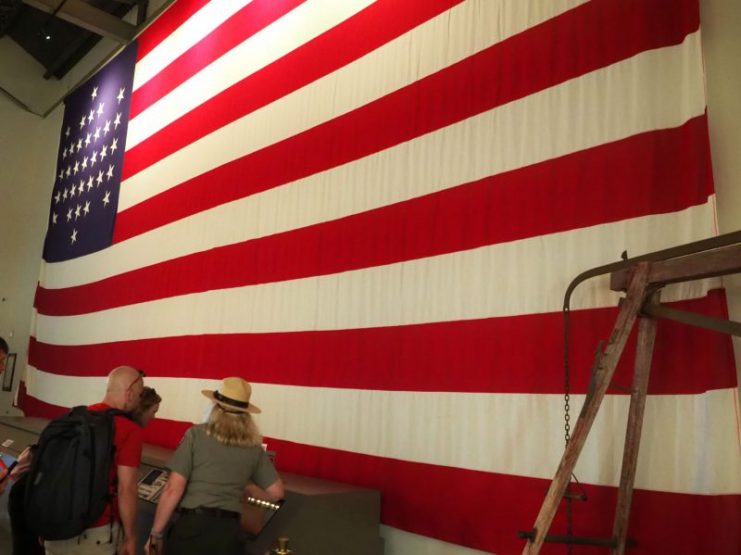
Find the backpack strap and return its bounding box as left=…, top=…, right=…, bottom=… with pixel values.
left=87, top=406, right=129, bottom=544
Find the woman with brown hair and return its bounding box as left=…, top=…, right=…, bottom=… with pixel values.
left=133, top=387, right=162, bottom=427
left=145, top=377, right=284, bottom=555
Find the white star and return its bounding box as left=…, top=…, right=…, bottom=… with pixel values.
left=96, top=171, right=104, bottom=185
left=97, top=102, right=105, bottom=117
left=70, top=229, right=77, bottom=244
left=73, top=161, right=80, bottom=175
left=110, top=138, right=118, bottom=153
left=62, top=147, right=68, bottom=159
left=69, top=185, right=76, bottom=198
left=106, top=164, right=115, bottom=180
left=117, top=88, right=125, bottom=103
left=91, top=86, right=98, bottom=100
left=102, top=191, right=111, bottom=206
left=114, top=113, right=122, bottom=129
left=65, top=166, right=71, bottom=178
left=91, top=151, right=98, bottom=166
left=54, top=191, right=61, bottom=204
left=66, top=208, right=73, bottom=221
left=58, top=169, right=64, bottom=180
left=94, top=127, right=101, bottom=141
left=65, top=126, right=71, bottom=138
left=100, top=145, right=108, bottom=160
left=103, top=120, right=111, bottom=135
left=77, top=138, right=83, bottom=151
left=52, top=212, right=58, bottom=225
left=74, top=204, right=81, bottom=219
left=81, top=157, right=88, bottom=170
left=83, top=201, right=91, bottom=215
left=62, top=188, right=68, bottom=201
left=79, top=116, right=86, bottom=129
left=78, top=181, right=86, bottom=195
left=87, top=176, right=94, bottom=190
left=85, top=133, right=91, bottom=147
left=88, top=110, right=94, bottom=124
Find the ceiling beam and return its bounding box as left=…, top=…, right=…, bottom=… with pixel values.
left=22, top=0, right=136, bottom=43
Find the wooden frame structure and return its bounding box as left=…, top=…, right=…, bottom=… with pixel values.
left=519, top=231, right=741, bottom=554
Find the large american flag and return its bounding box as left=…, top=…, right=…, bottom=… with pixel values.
left=22, top=1, right=741, bottom=553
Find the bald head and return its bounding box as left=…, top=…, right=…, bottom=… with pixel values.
left=104, top=366, right=144, bottom=410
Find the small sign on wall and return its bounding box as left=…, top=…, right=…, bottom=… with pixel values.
left=2, top=353, right=16, bottom=392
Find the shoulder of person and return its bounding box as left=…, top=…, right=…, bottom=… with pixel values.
left=115, top=413, right=144, bottom=444
left=175, top=424, right=200, bottom=446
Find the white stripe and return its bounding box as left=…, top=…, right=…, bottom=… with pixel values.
left=121, top=0, right=590, bottom=208
left=41, top=32, right=706, bottom=290
left=127, top=0, right=375, bottom=150
left=133, top=0, right=254, bottom=91
left=34, top=202, right=718, bottom=345
left=24, top=366, right=741, bottom=495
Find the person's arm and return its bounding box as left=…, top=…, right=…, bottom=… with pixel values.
left=10, top=446, right=33, bottom=481
left=264, top=479, right=285, bottom=501
left=0, top=467, right=7, bottom=495
left=248, top=448, right=284, bottom=502
left=246, top=478, right=284, bottom=502
left=146, top=471, right=187, bottom=554
left=117, top=464, right=139, bottom=555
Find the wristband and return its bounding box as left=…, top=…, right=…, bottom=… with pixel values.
left=150, top=531, right=164, bottom=540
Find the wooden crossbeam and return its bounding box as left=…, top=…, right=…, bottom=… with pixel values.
left=610, top=243, right=741, bottom=291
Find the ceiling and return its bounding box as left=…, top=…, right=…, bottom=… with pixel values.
left=0, top=0, right=170, bottom=116
left=0, top=0, right=144, bottom=80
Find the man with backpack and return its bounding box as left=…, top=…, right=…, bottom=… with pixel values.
left=35, top=366, right=146, bottom=555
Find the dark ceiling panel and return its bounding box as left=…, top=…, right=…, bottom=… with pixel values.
left=0, top=0, right=24, bottom=36
left=1, top=0, right=134, bottom=79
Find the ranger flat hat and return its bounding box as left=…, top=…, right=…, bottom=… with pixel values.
left=202, top=377, right=261, bottom=414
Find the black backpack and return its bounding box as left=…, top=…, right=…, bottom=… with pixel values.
left=24, top=406, right=129, bottom=540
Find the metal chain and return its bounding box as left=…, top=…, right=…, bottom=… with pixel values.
left=563, top=306, right=573, bottom=555
left=564, top=307, right=572, bottom=446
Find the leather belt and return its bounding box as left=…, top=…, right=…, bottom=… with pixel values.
left=179, top=506, right=240, bottom=520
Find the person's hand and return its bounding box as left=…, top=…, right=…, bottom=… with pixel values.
left=117, top=535, right=137, bottom=555
left=10, top=446, right=33, bottom=481
left=144, top=535, right=163, bottom=555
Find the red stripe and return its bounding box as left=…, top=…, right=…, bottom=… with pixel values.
left=39, top=117, right=714, bottom=317
left=135, top=0, right=212, bottom=61
left=269, top=438, right=741, bottom=555
left=130, top=0, right=307, bottom=119
left=116, top=0, right=699, bottom=241
left=14, top=389, right=741, bottom=555
left=27, top=290, right=738, bottom=395
left=122, top=0, right=463, bottom=181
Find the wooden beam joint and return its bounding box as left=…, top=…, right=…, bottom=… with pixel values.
left=611, top=243, right=741, bottom=292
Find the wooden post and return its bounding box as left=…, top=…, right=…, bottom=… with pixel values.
left=521, top=263, right=651, bottom=555
left=611, top=293, right=659, bottom=554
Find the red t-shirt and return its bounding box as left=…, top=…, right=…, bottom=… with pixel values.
left=88, top=403, right=143, bottom=528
